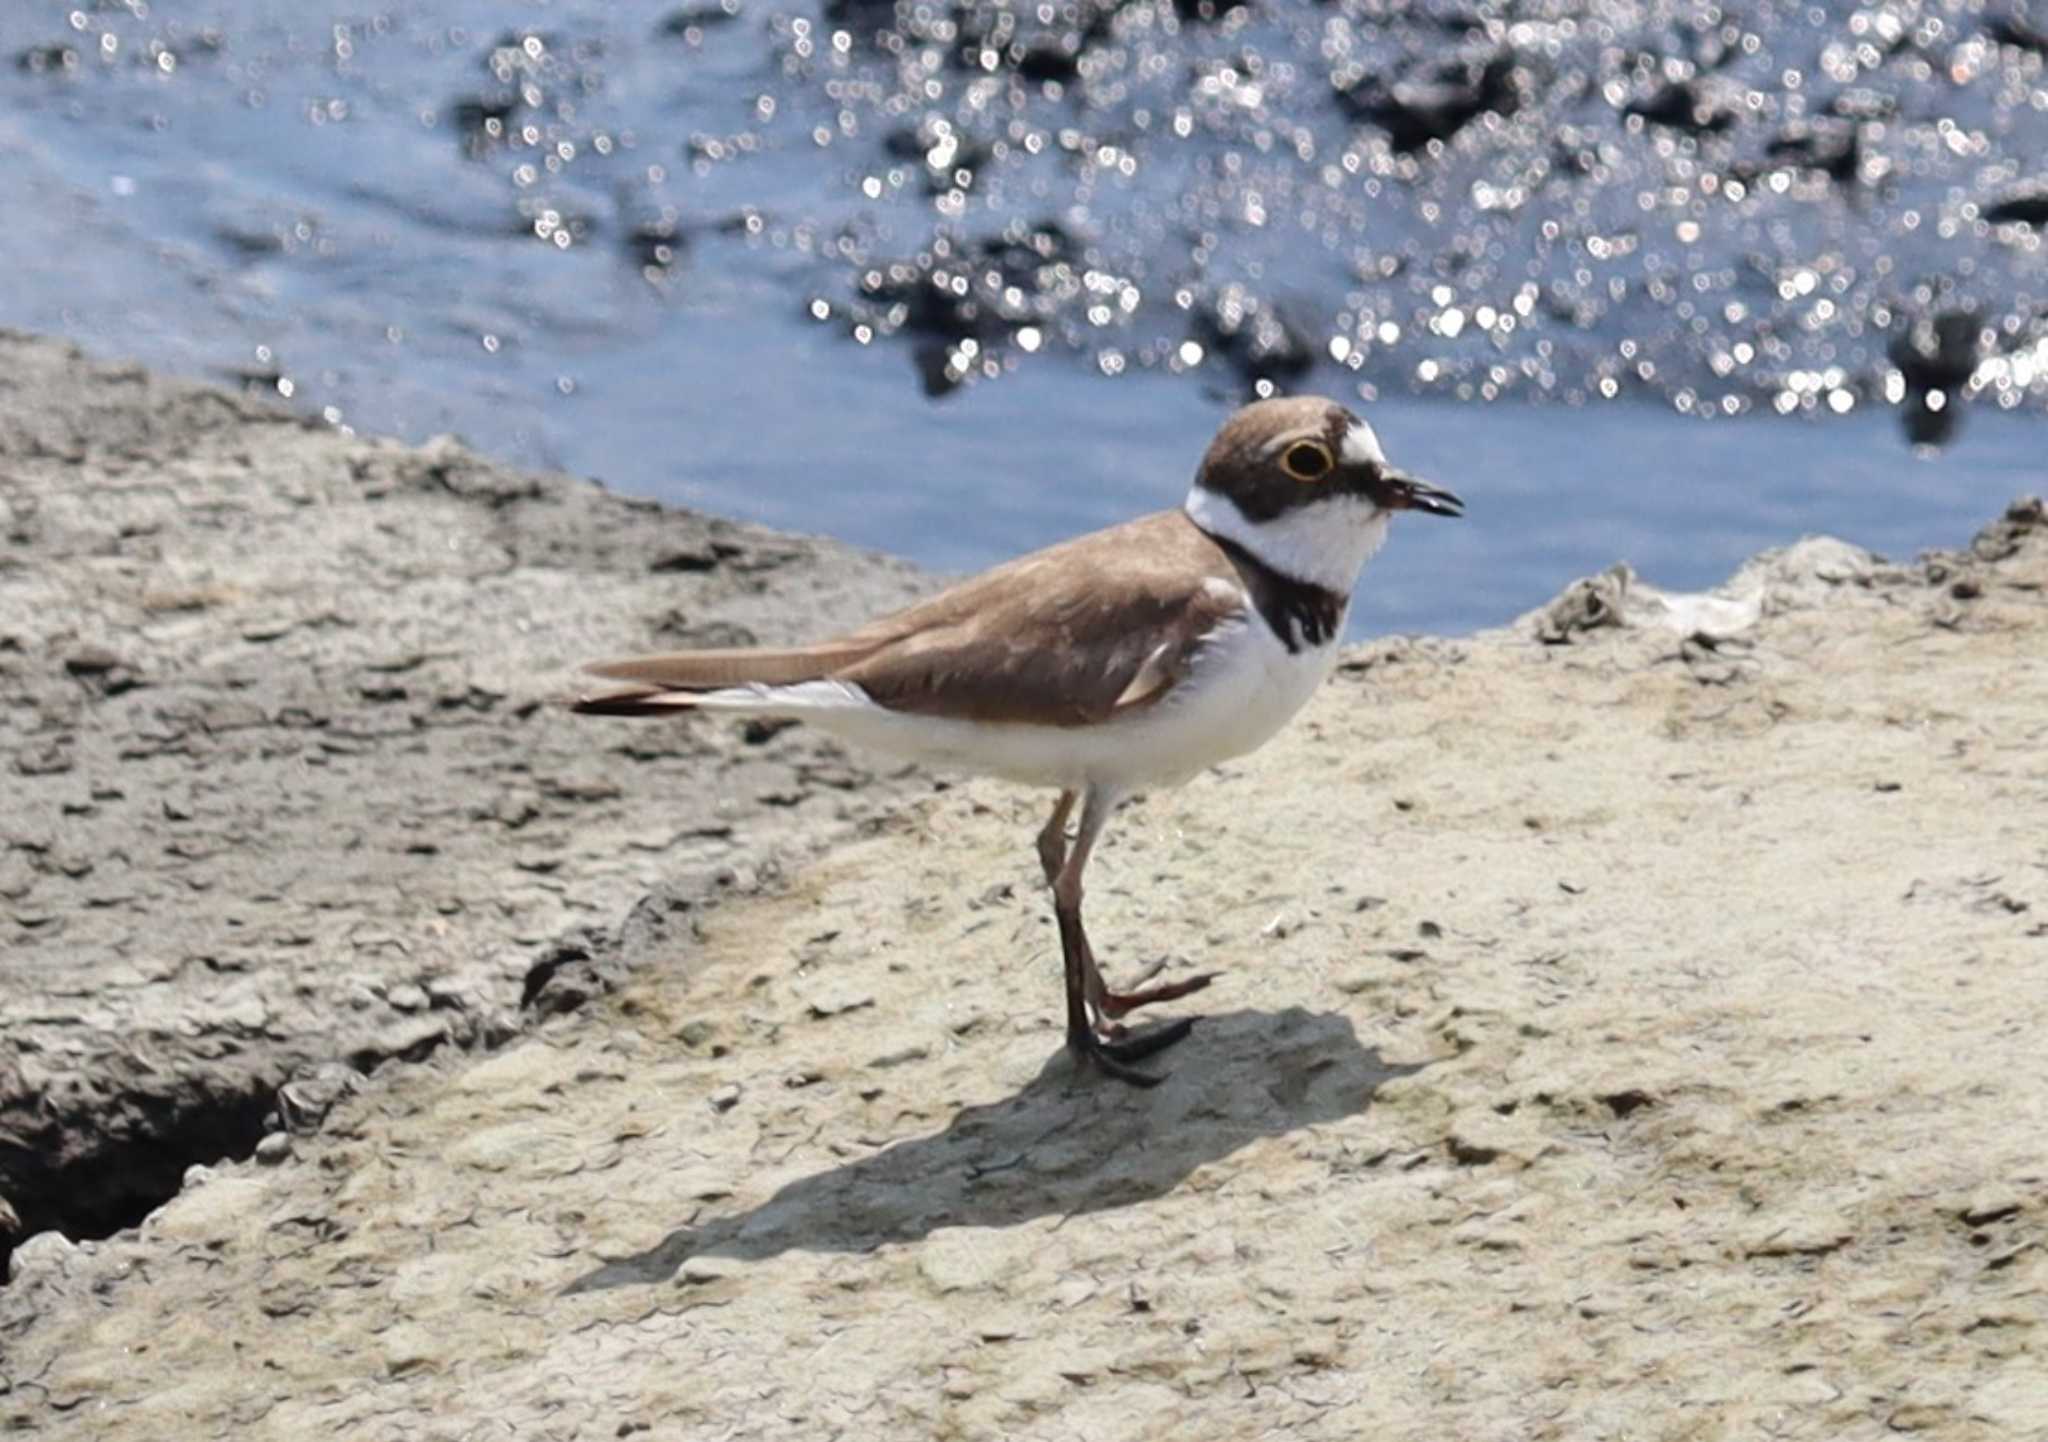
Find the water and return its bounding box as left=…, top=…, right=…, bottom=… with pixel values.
left=2, top=0, right=2043, bottom=635
left=585, top=312, right=2045, bottom=634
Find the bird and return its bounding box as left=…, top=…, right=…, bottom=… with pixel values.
left=574, top=396, right=1464, bottom=1085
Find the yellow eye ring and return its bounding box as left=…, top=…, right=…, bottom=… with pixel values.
left=1280, top=440, right=1334, bottom=481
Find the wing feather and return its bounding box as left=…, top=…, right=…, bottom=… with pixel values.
left=832, top=521, right=1247, bottom=726
left=585, top=645, right=878, bottom=690
left=575, top=511, right=1249, bottom=727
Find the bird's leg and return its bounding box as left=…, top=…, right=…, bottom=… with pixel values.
left=1044, top=793, right=1218, bottom=1038
left=1036, top=789, right=1077, bottom=888
left=1044, top=790, right=1214, bottom=1037
left=1052, top=786, right=1196, bottom=1086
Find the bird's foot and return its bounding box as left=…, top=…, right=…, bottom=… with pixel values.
left=1067, top=1016, right=1197, bottom=1088
left=1096, top=963, right=1221, bottom=1024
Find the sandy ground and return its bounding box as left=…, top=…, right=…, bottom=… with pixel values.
left=1, top=332, right=2043, bottom=1439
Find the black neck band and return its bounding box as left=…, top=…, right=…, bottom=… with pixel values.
left=1204, top=533, right=1348, bottom=654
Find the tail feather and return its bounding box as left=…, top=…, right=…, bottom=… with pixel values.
left=569, top=687, right=705, bottom=718
left=584, top=644, right=871, bottom=691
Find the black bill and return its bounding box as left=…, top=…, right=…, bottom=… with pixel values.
left=1380, top=469, right=1465, bottom=518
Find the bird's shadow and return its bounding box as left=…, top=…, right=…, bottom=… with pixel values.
left=563, top=1006, right=1422, bottom=1293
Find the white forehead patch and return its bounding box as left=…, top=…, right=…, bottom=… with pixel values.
left=1339, top=418, right=1387, bottom=467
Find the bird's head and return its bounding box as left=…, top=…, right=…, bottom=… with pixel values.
left=1184, top=395, right=1463, bottom=591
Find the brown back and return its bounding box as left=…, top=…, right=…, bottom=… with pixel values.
left=588, top=511, right=1250, bottom=727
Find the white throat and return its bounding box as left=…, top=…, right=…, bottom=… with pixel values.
left=1183, top=487, right=1391, bottom=594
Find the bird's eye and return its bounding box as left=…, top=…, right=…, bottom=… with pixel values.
left=1280, top=441, right=1334, bottom=481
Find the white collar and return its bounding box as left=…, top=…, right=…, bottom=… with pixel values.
left=1183, top=487, right=1391, bottom=594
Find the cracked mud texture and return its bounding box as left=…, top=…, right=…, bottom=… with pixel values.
left=3, top=332, right=2046, bottom=1438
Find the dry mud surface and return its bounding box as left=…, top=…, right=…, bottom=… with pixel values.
left=0, top=330, right=929, bottom=1264
left=2, top=332, right=2044, bottom=1439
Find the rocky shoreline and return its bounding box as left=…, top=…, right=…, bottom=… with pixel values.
left=2, top=332, right=2042, bottom=1438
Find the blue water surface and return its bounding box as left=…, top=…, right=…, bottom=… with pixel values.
left=1, top=0, right=2041, bottom=635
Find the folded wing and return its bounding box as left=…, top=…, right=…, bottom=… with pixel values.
left=574, top=512, right=1247, bottom=727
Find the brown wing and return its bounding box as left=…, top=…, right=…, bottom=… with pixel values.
left=585, top=643, right=880, bottom=690
left=580, top=511, right=1250, bottom=727
left=830, top=512, right=1247, bottom=727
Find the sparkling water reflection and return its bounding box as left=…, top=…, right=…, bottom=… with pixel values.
left=0, top=0, right=2041, bottom=633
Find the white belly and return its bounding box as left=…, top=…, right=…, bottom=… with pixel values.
left=698, top=612, right=1341, bottom=791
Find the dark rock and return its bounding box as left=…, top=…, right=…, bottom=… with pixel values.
left=514, top=197, right=597, bottom=249
left=1337, top=53, right=1520, bottom=153
left=884, top=119, right=993, bottom=193
left=1172, top=0, right=1246, bottom=21
left=1986, top=14, right=2048, bottom=54
left=659, top=1, right=742, bottom=36
left=1888, top=311, right=1980, bottom=395
left=1189, top=285, right=1315, bottom=390
left=742, top=717, right=800, bottom=745
left=823, top=0, right=896, bottom=22
left=1888, top=309, right=1981, bottom=459
left=1766, top=123, right=1861, bottom=184
left=15, top=44, right=82, bottom=75
left=650, top=614, right=759, bottom=647
left=854, top=238, right=1029, bottom=350
left=520, top=936, right=612, bottom=1017
left=951, top=0, right=1116, bottom=83
left=449, top=93, right=524, bottom=148
left=627, top=210, right=688, bottom=272
left=651, top=541, right=744, bottom=573
left=1984, top=191, right=2048, bottom=227
left=1015, top=39, right=1084, bottom=84
left=1823, top=87, right=1897, bottom=122
left=1625, top=81, right=1736, bottom=135
left=1900, top=391, right=1962, bottom=448
left=1602, top=1089, right=1656, bottom=1118
left=63, top=647, right=124, bottom=678
left=973, top=219, right=1079, bottom=278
